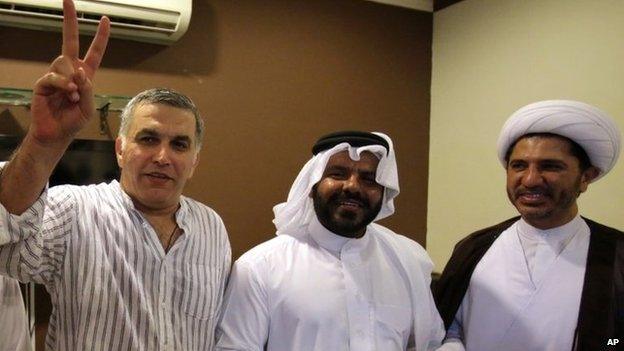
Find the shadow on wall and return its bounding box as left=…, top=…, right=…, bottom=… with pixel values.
left=0, top=0, right=217, bottom=75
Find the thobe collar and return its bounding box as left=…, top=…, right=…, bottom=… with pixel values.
left=308, top=215, right=371, bottom=259
left=517, top=215, right=583, bottom=253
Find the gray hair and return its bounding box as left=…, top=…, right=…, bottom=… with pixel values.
left=119, top=88, right=205, bottom=149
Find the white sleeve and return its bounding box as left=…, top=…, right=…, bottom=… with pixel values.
left=436, top=338, right=466, bottom=351
left=0, top=190, right=46, bottom=246
left=0, top=185, right=74, bottom=287
left=436, top=310, right=466, bottom=351
left=445, top=309, right=464, bottom=340
left=215, top=259, right=270, bottom=351
left=0, top=160, right=46, bottom=246
left=0, top=276, right=32, bottom=351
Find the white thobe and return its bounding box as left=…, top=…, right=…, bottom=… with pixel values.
left=443, top=216, right=589, bottom=351
left=216, top=216, right=444, bottom=351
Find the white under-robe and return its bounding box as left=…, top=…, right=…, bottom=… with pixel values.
left=445, top=216, right=590, bottom=351
left=216, top=216, right=445, bottom=351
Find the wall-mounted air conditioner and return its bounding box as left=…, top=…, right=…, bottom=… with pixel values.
left=0, top=0, right=191, bottom=45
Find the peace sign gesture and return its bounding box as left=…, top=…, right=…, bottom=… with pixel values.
left=30, top=0, right=110, bottom=147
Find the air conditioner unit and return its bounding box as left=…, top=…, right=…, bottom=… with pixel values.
left=0, top=0, right=191, bottom=45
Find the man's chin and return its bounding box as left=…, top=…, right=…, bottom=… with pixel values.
left=330, top=218, right=368, bottom=235
left=136, top=191, right=179, bottom=209
left=516, top=206, right=553, bottom=221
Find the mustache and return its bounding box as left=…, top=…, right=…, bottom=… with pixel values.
left=144, top=171, right=174, bottom=180
left=514, top=186, right=551, bottom=197
left=329, top=192, right=370, bottom=208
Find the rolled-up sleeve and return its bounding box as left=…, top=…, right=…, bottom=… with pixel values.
left=0, top=190, right=46, bottom=245
left=0, top=185, right=74, bottom=288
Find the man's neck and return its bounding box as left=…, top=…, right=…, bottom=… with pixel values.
left=522, top=214, right=580, bottom=232
left=135, top=202, right=180, bottom=218
left=522, top=205, right=579, bottom=230
left=137, top=203, right=181, bottom=252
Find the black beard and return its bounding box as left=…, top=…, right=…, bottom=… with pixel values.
left=312, top=186, right=382, bottom=238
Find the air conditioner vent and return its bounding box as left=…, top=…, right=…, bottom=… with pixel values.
left=13, top=4, right=61, bottom=16
left=0, top=0, right=191, bottom=45
left=5, top=4, right=176, bottom=32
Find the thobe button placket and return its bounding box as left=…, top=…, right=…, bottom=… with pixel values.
left=342, top=251, right=373, bottom=351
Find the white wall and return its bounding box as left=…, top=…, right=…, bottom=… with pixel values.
left=428, top=0, right=624, bottom=270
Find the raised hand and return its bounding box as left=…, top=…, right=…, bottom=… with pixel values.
left=30, top=0, right=110, bottom=146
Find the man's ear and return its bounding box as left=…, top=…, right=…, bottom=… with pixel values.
left=309, top=183, right=317, bottom=198
left=579, top=166, right=600, bottom=193
left=188, top=152, right=200, bottom=179
left=115, top=137, right=124, bottom=168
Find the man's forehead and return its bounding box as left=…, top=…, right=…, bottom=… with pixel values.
left=510, top=135, right=575, bottom=158
left=129, top=104, right=195, bottom=132
left=133, top=102, right=194, bottom=119
left=516, top=134, right=573, bottom=149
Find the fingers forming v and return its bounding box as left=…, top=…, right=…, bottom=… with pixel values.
left=84, top=16, right=111, bottom=75
left=61, top=0, right=79, bottom=59
left=34, top=72, right=78, bottom=97
left=75, top=67, right=95, bottom=109
left=61, top=0, right=110, bottom=78
left=50, top=56, right=76, bottom=77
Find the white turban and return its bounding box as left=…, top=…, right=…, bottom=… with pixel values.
left=272, top=132, right=399, bottom=236
left=497, top=100, right=621, bottom=181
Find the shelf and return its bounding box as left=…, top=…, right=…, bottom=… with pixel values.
left=0, top=87, right=130, bottom=112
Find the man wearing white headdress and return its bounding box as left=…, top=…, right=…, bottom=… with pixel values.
left=434, top=100, right=624, bottom=351
left=216, top=131, right=445, bottom=351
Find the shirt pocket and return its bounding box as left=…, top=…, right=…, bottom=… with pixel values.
left=181, top=263, right=217, bottom=320
left=374, top=304, right=412, bottom=345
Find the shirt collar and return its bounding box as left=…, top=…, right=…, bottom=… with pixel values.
left=308, top=215, right=370, bottom=255
left=111, top=180, right=135, bottom=211
left=517, top=214, right=583, bottom=246
left=111, top=180, right=189, bottom=226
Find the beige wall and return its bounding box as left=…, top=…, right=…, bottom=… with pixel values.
left=429, top=0, right=624, bottom=270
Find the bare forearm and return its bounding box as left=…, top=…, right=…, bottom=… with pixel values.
left=0, top=0, right=109, bottom=215
left=0, top=132, right=70, bottom=214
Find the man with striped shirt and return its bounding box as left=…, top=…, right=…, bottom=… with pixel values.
left=0, top=1, right=231, bottom=350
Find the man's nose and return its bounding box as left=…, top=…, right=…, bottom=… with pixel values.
left=153, top=145, right=171, bottom=165
left=343, top=174, right=361, bottom=193
left=522, top=165, right=543, bottom=187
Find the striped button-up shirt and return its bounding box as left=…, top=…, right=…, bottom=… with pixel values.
left=0, top=180, right=231, bottom=351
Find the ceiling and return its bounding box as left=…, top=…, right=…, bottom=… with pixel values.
left=365, top=0, right=465, bottom=12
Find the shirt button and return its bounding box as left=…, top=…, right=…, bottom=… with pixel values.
left=356, top=329, right=364, bottom=337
